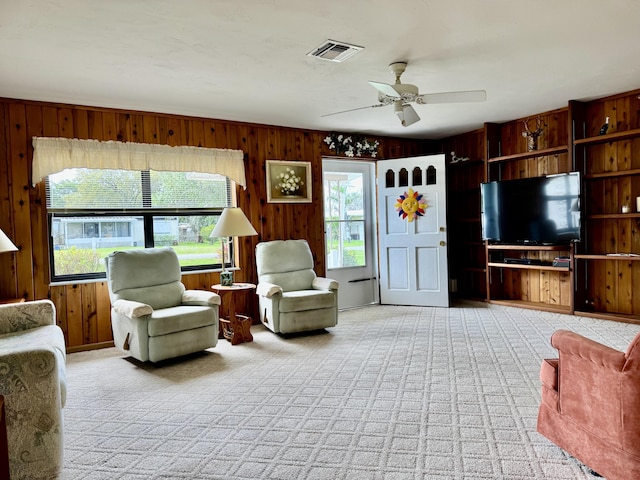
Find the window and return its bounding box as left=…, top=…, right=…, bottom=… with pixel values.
left=47, top=168, right=232, bottom=282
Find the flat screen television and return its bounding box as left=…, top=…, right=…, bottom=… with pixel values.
left=481, top=172, right=581, bottom=244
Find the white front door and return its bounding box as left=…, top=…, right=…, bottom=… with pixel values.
left=323, top=159, right=378, bottom=309
left=377, top=154, right=449, bottom=307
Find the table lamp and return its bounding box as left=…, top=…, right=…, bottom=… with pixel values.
left=210, top=208, right=257, bottom=286
left=0, top=229, right=18, bottom=255
left=0, top=229, right=18, bottom=296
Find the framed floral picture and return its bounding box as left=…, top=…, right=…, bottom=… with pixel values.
left=266, top=160, right=312, bottom=203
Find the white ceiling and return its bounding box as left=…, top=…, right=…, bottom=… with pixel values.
left=2, top=0, right=640, bottom=140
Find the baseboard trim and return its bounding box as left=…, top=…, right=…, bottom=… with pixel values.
left=66, top=341, right=115, bottom=354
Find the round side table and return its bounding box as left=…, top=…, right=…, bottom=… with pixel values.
left=211, top=283, right=256, bottom=345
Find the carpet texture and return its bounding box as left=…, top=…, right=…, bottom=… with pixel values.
left=61, top=302, right=640, bottom=479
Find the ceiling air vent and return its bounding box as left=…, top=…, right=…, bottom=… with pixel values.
left=306, top=40, right=363, bottom=62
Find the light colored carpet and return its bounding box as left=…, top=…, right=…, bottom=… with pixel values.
left=61, top=302, right=640, bottom=479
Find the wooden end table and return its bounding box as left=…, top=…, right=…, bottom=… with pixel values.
left=211, top=283, right=256, bottom=345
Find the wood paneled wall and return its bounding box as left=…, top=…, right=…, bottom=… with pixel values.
left=0, top=98, right=429, bottom=352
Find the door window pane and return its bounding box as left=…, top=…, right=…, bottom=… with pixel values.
left=324, top=170, right=366, bottom=269
left=325, top=220, right=365, bottom=268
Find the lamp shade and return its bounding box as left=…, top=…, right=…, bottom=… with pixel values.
left=0, top=229, right=18, bottom=254
left=210, top=208, right=258, bottom=238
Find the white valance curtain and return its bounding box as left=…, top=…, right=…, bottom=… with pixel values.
left=32, top=137, right=246, bottom=188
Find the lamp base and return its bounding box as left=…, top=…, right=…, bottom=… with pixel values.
left=220, top=270, right=234, bottom=287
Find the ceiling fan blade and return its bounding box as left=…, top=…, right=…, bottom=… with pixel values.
left=417, top=90, right=487, bottom=105
left=395, top=102, right=420, bottom=127
left=369, top=81, right=400, bottom=98
left=321, top=104, right=385, bottom=117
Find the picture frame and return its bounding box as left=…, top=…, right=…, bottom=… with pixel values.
left=266, top=160, right=312, bottom=203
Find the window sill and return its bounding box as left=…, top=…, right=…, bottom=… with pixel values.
left=49, top=267, right=238, bottom=287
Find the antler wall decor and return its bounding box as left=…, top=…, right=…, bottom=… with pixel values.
left=521, top=116, right=545, bottom=152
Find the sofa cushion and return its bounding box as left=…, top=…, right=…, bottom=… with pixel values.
left=147, top=305, right=216, bottom=337
left=279, top=290, right=336, bottom=313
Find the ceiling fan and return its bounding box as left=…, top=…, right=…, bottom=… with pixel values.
left=323, top=61, right=487, bottom=127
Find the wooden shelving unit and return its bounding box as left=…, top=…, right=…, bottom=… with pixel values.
left=485, top=243, right=574, bottom=314
left=441, top=90, right=640, bottom=325
left=481, top=111, right=575, bottom=314
left=444, top=130, right=487, bottom=300
left=571, top=97, right=640, bottom=322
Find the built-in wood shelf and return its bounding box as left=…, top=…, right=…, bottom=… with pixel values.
left=488, top=145, right=568, bottom=164
left=575, top=310, right=640, bottom=325
left=575, top=254, right=640, bottom=261
left=587, top=213, right=640, bottom=220
left=489, top=299, right=572, bottom=315
left=584, top=168, right=640, bottom=179
left=574, top=128, right=640, bottom=146
left=488, top=262, right=569, bottom=272
left=487, top=244, right=569, bottom=251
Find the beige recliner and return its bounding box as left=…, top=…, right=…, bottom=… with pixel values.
left=105, top=247, right=220, bottom=362
left=256, top=239, right=338, bottom=334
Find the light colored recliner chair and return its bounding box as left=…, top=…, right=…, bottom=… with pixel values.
left=105, top=247, right=220, bottom=362
left=0, top=299, right=66, bottom=480
left=256, top=239, right=338, bottom=334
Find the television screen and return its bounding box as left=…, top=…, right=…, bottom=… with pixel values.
left=481, top=172, right=581, bottom=244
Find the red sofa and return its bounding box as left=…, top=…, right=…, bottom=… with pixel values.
left=537, top=329, right=640, bottom=479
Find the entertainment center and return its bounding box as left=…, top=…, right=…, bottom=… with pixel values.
left=444, top=88, right=640, bottom=324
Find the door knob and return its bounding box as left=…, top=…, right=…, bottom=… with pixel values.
left=440, top=241, right=446, bottom=246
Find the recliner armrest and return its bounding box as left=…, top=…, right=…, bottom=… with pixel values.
left=112, top=299, right=153, bottom=318
left=312, top=277, right=339, bottom=291
left=551, top=329, right=626, bottom=371
left=182, top=290, right=221, bottom=306
left=257, top=282, right=283, bottom=298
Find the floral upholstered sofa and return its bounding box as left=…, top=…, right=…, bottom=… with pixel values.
left=0, top=299, right=66, bottom=480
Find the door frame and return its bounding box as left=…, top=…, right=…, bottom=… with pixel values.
left=322, top=158, right=379, bottom=309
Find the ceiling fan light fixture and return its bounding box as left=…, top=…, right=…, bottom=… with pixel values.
left=394, top=102, right=420, bottom=127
